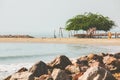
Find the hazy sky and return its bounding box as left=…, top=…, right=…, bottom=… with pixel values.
left=0, top=0, right=120, bottom=34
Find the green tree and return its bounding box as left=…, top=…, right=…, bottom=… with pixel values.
left=65, top=12, right=116, bottom=32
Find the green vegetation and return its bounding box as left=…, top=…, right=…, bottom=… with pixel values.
left=65, top=12, right=116, bottom=32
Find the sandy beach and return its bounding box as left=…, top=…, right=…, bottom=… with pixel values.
left=0, top=38, right=120, bottom=46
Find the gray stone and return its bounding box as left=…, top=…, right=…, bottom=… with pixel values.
left=48, top=55, right=72, bottom=70
left=29, top=61, right=48, bottom=77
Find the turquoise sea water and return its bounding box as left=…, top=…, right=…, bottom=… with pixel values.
left=0, top=43, right=117, bottom=64
left=0, top=43, right=120, bottom=79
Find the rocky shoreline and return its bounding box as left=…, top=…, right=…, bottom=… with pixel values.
left=0, top=35, right=34, bottom=38
left=4, top=53, right=120, bottom=80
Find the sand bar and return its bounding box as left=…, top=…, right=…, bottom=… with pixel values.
left=0, top=38, right=120, bottom=46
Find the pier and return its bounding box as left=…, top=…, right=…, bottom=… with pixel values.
left=74, top=32, right=120, bottom=38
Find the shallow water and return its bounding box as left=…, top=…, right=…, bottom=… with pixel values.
left=0, top=43, right=120, bottom=79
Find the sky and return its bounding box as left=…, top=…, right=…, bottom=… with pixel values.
left=0, top=0, right=120, bottom=35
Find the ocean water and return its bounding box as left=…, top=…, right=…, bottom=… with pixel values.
left=0, top=43, right=120, bottom=79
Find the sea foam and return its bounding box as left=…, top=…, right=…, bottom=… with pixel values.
left=0, top=63, right=32, bottom=80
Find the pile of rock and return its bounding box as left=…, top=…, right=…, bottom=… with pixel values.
left=5, top=53, right=120, bottom=80
left=0, top=35, right=34, bottom=38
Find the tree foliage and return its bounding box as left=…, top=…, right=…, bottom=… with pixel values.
left=65, top=12, right=116, bottom=31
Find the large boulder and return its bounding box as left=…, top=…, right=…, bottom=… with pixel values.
left=9, top=72, right=34, bottom=80
left=78, top=66, right=116, bottom=80
left=51, top=69, right=69, bottom=80
left=29, top=61, right=48, bottom=77
left=48, top=55, right=72, bottom=69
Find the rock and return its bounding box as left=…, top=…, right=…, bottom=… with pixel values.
left=77, top=56, right=88, bottom=62
left=48, top=55, right=72, bottom=69
left=65, top=64, right=80, bottom=74
left=88, top=54, right=103, bottom=63
left=9, top=72, right=34, bottom=80
left=17, top=67, right=28, bottom=72
left=103, top=56, right=120, bottom=73
left=4, top=75, right=11, bottom=80
left=99, top=53, right=106, bottom=57
left=39, top=74, right=53, bottom=80
left=29, top=61, right=48, bottom=77
left=71, top=59, right=78, bottom=65
left=76, top=56, right=89, bottom=72
left=108, top=53, right=114, bottom=57
left=113, top=73, right=120, bottom=80
left=76, top=59, right=88, bottom=66
left=79, top=66, right=89, bottom=72
left=34, top=77, right=39, bottom=80
left=109, top=61, right=120, bottom=73
left=114, top=52, right=120, bottom=59
left=87, top=53, right=95, bottom=60
left=72, top=72, right=83, bottom=80
left=103, top=56, right=116, bottom=65
left=89, top=60, right=105, bottom=68
left=4, top=68, right=28, bottom=80
left=51, top=69, right=69, bottom=80
left=78, top=66, right=116, bottom=80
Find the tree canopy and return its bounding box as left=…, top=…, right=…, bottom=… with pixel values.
left=65, top=12, right=116, bottom=31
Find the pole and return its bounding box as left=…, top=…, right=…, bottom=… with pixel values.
left=54, top=29, right=56, bottom=38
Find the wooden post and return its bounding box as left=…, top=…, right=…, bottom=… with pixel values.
left=115, top=32, right=117, bottom=38
left=68, top=31, right=70, bottom=38
left=61, top=28, right=63, bottom=38
left=59, top=28, right=60, bottom=37
left=70, top=31, right=72, bottom=37
left=98, top=31, right=99, bottom=38
left=54, top=29, right=56, bottom=38
left=59, top=27, right=63, bottom=38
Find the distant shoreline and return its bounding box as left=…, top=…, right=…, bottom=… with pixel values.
left=0, top=38, right=120, bottom=46
left=0, top=35, right=34, bottom=38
